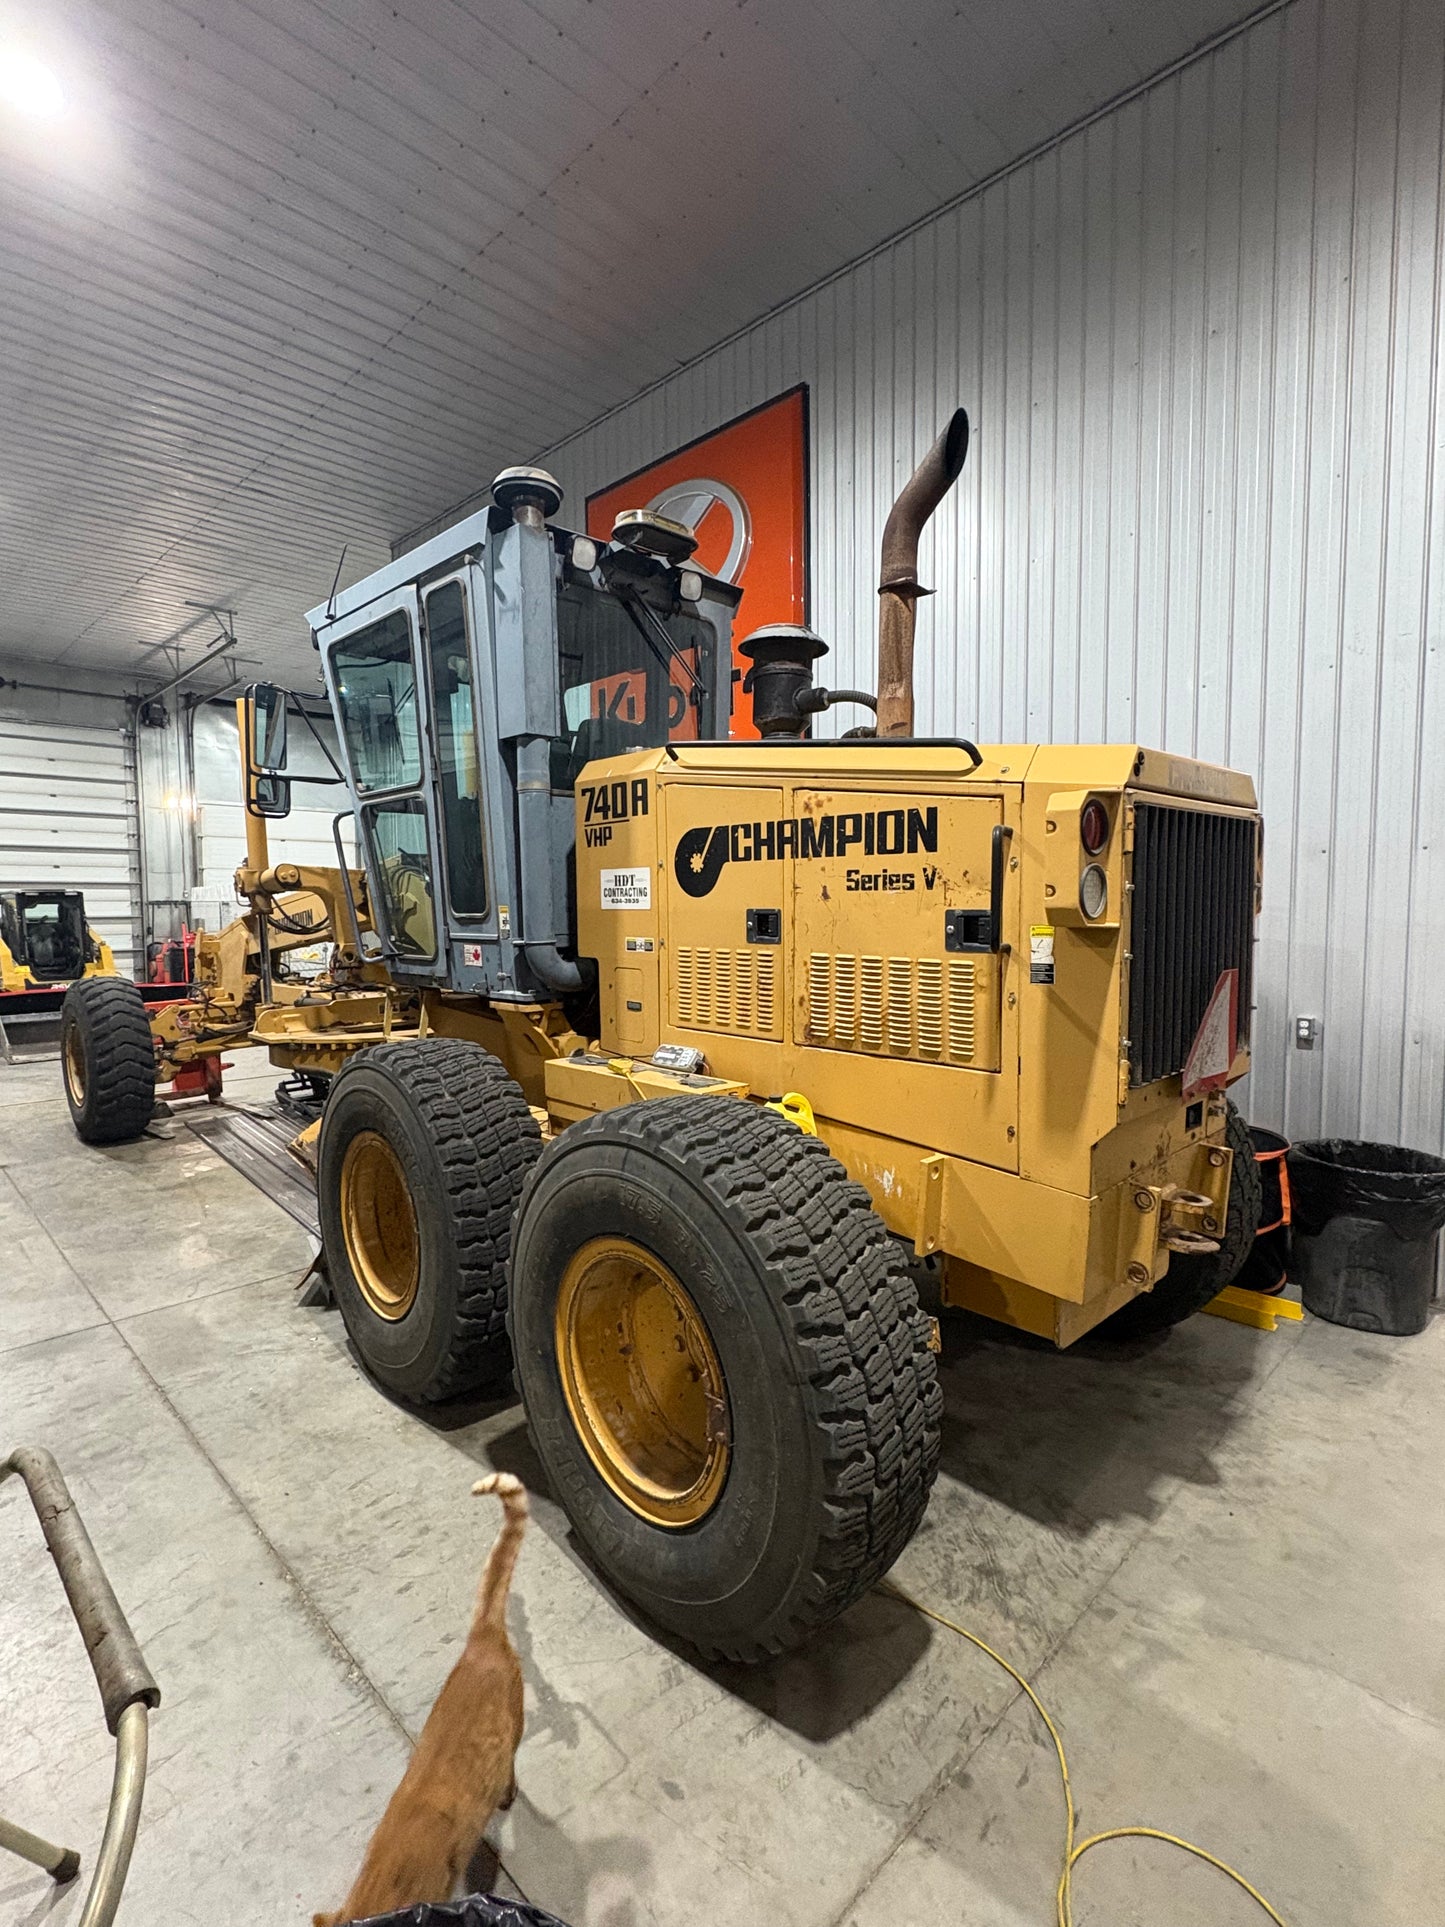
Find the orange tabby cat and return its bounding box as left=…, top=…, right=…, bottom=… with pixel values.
left=313, top=1472, right=528, bottom=1927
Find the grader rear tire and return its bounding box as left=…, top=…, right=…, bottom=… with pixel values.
left=508, top=1096, right=942, bottom=1661
left=317, top=1038, right=542, bottom=1402
left=60, top=978, right=156, bottom=1145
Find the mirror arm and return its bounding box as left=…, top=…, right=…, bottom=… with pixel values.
left=291, top=699, right=348, bottom=782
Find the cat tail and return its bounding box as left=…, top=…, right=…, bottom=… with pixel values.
left=469, top=1472, right=529, bottom=1633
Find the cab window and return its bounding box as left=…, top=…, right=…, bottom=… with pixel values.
left=423, top=581, right=487, bottom=917
left=363, top=798, right=436, bottom=960
left=553, top=579, right=716, bottom=790
left=332, top=611, right=422, bottom=793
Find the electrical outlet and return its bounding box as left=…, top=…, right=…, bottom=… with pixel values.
left=1294, top=1015, right=1320, bottom=1050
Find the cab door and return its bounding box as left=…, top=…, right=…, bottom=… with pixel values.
left=321, top=586, right=445, bottom=980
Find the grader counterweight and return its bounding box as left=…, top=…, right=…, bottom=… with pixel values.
left=60, top=418, right=1262, bottom=1659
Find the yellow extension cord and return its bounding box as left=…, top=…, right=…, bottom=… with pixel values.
left=880, top=1583, right=1289, bottom=1927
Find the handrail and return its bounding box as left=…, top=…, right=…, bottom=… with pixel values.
left=0, top=1446, right=159, bottom=1925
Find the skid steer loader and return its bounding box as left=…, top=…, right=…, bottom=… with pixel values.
left=60, top=419, right=1262, bottom=1660
left=2, top=891, right=116, bottom=1005
left=2, top=890, right=123, bottom=1060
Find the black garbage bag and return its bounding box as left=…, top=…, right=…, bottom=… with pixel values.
left=1289, top=1140, right=1445, bottom=1240
left=1288, top=1140, right=1445, bottom=1336
left=349, top=1898, right=573, bottom=1927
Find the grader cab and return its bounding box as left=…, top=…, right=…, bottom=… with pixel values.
left=59, top=418, right=1262, bottom=1660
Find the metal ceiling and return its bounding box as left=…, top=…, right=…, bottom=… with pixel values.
left=0, top=0, right=1265, bottom=691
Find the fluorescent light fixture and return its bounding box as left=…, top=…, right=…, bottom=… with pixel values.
left=0, top=46, right=66, bottom=122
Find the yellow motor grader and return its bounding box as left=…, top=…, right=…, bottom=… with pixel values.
left=60, top=419, right=1261, bottom=1660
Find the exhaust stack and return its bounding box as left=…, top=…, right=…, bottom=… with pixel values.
left=875, top=409, right=970, bottom=737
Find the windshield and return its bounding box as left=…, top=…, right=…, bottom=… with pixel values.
left=552, top=579, right=717, bottom=790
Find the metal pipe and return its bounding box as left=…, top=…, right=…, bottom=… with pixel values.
left=237, top=697, right=271, bottom=879
left=77, top=1703, right=148, bottom=1927
left=493, top=464, right=585, bottom=993
left=129, top=698, right=152, bottom=970
left=514, top=740, right=584, bottom=991
left=182, top=696, right=202, bottom=924
left=1, top=1449, right=160, bottom=1729
left=142, top=633, right=237, bottom=703
left=0, top=1448, right=158, bottom=1924
left=0, top=1813, right=79, bottom=1883
left=331, top=811, right=368, bottom=960
left=876, top=409, right=970, bottom=737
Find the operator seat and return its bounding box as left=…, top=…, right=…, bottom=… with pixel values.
left=554, top=714, right=654, bottom=791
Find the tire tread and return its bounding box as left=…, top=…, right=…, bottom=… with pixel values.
left=326, top=1039, right=542, bottom=1400
left=62, top=978, right=155, bottom=1145
left=516, top=1096, right=941, bottom=1660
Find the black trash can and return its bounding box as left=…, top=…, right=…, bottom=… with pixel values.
left=350, top=1899, right=573, bottom=1927
left=1288, top=1140, right=1445, bottom=1335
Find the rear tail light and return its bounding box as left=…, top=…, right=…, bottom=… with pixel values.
left=1080, top=798, right=1110, bottom=854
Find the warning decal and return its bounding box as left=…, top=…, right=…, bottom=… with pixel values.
left=1030, top=924, right=1055, bottom=985
left=1182, top=968, right=1239, bottom=1099
left=600, top=868, right=652, bottom=910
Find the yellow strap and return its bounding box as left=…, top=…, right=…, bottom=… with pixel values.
left=764, top=1091, right=818, bottom=1136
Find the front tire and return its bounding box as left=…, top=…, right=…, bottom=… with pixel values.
left=508, top=1096, right=942, bottom=1661
left=317, top=1039, right=542, bottom=1402
left=1098, top=1100, right=1262, bottom=1339
left=60, top=978, right=155, bottom=1145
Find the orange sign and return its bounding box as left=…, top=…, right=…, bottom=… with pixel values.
left=586, top=665, right=700, bottom=740
left=586, top=386, right=809, bottom=738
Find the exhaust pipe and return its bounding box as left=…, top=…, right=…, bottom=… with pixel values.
left=875, top=409, right=970, bottom=737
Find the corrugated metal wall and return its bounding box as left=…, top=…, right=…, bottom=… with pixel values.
left=544, top=0, right=1445, bottom=1156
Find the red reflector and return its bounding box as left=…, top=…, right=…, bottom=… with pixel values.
left=1080, top=798, right=1110, bottom=853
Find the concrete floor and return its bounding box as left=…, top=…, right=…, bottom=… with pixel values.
left=2, top=1048, right=1442, bottom=1927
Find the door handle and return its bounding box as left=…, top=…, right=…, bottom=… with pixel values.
left=990, top=824, right=1013, bottom=954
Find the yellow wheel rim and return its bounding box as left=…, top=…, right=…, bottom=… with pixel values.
left=63, top=1027, right=86, bottom=1107
left=556, top=1237, right=730, bottom=1528
left=340, top=1131, right=420, bottom=1321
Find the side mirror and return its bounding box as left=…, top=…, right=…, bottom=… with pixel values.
left=244, top=683, right=292, bottom=819
left=251, top=774, right=292, bottom=819
left=250, top=682, right=289, bottom=774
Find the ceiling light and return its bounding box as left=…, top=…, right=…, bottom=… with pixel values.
left=0, top=47, right=66, bottom=122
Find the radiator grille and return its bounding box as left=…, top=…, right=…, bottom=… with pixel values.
left=674, top=947, right=776, bottom=1035
left=1128, top=803, right=1257, bottom=1087
left=806, top=951, right=978, bottom=1062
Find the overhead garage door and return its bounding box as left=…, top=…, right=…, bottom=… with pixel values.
left=0, top=714, right=141, bottom=979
